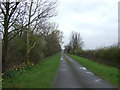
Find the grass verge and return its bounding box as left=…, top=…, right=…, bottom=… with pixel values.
left=3, top=53, right=60, bottom=88
left=67, top=54, right=120, bottom=88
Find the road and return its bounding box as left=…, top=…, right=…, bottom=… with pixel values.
left=52, top=53, right=116, bottom=88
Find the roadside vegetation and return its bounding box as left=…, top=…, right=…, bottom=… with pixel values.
left=75, top=46, right=119, bottom=68
left=0, top=1, right=62, bottom=88
left=64, top=31, right=119, bottom=68
left=64, top=31, right=119, bottom=87
left=0, top=1, right=62, bottom=72
left=0, top=1, right=119, bottom=88
left=67, top=54, right=119, bottom=88
left=3, top=53, right=60, bottom=88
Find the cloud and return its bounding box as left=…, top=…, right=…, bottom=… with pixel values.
left=52, top=0, right=119, bottom=49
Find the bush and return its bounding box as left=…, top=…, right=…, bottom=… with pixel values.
left=76, top=46, right=119, bottom=68
left=29, top=34, right=47, bottom=63
left=5, top=36, right=27, bottom=70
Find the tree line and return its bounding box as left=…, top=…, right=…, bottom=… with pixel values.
left=0, top=1, right=63, bottom=71
left=64, top=31, right=83, bottom=54
left=64, top=31, right=119, bottom=68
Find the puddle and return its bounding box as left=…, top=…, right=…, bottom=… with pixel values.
left=95, top=79, right=102, bottom=82
left=60, top=69, right=67, bottom=71
left=61, top=58, right=63, bottom=61
left=80, top=67, right=87, bottom=70
left=86, top=72, right=93, bottom=75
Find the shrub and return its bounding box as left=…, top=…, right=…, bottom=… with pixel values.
left=76, top=45, right=119, bottom=68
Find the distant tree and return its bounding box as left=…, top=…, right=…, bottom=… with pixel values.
left=64, top=44, right=72, bottom=53
left=64, top=31, right=83, bottom=54
left=70, top=31, right=83, bottom=53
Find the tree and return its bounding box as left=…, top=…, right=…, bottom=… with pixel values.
left=0, top=34, right=2, bottom=73
left=0, top=0, right=58, bottom=68
left=0, top=2, right=21, bottom=68
left=45, top=30, right=62, bottom=56
left=20, top=0, right=58, bottom=62
left=64, top=44, right=72, bottom=53
left=64, top=31, right=83, bottom=54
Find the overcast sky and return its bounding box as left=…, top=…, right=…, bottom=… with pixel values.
left=51, top=0, right=119, bottom=50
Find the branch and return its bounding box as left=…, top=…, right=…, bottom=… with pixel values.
left=27, top=42, right=36, bottom=54
left=31, top=1, right=38, bottom=17
left=0, top=21, right=4, bottom=26
left=8, top=28, right=20, bottom=35
left=32, top=21, right=38, bottom=31
left=0, top=3, right=5, bottom=15
left=8, top=10, right=20, bottom=29
left=0, top=30, right=3, bottom=34
left=8, top=2, right=20, bottom=21
left=25, top=1, right=56, bottom=27
left=8, top=29, right=22, bottom=41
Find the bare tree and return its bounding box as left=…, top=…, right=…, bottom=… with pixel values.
left=71, top=32, right=83, bottom=50
left=64, top=31, right=83, bottom=54
left=0, top=0, right=58, bottom=69
left=24, top=0, right=58, bottom=62
left=0, top=2, right=22, bottom=67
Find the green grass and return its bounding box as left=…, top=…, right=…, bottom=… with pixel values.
left=67, top=54, right=120, bottom=88
left=3, top=53, right=60, bottom=88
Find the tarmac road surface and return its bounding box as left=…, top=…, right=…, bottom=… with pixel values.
left=52, top=53, right=116, bottom=88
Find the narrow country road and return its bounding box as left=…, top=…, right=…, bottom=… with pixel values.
left=52, top=53, right=116, bottom=88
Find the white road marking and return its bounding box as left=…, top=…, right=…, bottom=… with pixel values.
left=61, top=58, right=63, bottom=61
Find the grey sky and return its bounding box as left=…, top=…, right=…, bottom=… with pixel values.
left=51, top=0, right=119, bottom=50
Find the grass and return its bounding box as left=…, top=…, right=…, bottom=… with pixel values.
left=3, top=53, right=60, bottom=88
left=67, top=54, right=120, bottom=88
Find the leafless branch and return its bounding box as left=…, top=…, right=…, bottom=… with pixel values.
left=8, top=29, right=22, bottom=41
left=0, top=3, right=5, bottom=15
left=8, top=2, right=20, bottom=21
